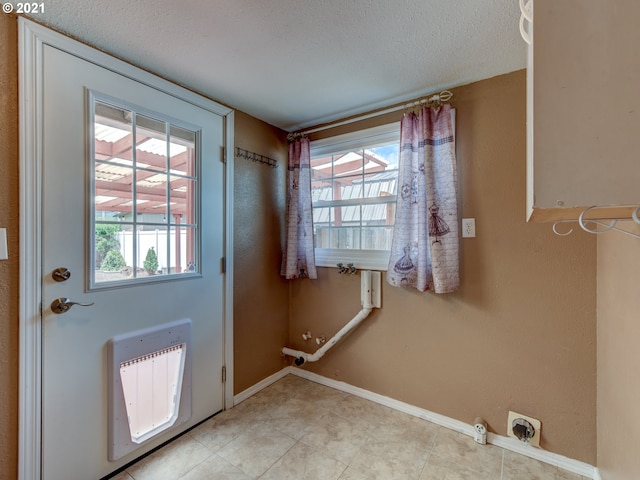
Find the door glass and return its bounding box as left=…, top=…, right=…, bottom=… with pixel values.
left=91, top=98, right=200, bottom=287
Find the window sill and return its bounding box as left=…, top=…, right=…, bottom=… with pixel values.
left=315, top=248, right=389, bottom=272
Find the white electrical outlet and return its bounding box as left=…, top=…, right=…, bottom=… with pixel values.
left=473, top=417, right=487, bottom=445
left=462, top=218, right=476, bottom=238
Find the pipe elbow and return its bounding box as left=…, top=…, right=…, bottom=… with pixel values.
left=283, top=347, right=309, bottom=365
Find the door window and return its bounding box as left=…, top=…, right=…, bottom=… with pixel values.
left=91, top=98, right=200, bottom=287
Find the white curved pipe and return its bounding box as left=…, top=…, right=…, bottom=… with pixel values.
left=283, top=270, right=376, bottom=365
left=282, top=306, right=373, bottom=364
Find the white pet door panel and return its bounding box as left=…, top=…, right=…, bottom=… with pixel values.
left=108, top=318, right=192, bottom=461
left=120, top=344, right=185, bottom=444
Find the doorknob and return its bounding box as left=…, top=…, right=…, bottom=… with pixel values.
left=50, top=297, right=95, bottom=314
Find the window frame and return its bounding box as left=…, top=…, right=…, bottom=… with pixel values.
left=311, top=122, right=400, bottom=271
left=88, top=91, right=203, bottom=290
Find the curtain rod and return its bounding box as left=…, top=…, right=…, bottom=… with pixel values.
left=288, top=90, right=453, bottom=140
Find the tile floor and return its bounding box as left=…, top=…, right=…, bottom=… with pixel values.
left=113, top=375, right=589, bottom=480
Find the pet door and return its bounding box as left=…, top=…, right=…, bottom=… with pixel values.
left=108, top=318, right=192, bottom=461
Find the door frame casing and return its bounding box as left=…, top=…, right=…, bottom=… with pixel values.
left=18, top=18, right=235, bottom=480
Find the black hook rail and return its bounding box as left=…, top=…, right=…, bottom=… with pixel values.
left=235, top=147, right=279, bottom=168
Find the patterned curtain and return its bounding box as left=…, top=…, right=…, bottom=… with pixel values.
left=386, top=105, right=459, bottom=293
left=281, top=137, right=317, bottom=279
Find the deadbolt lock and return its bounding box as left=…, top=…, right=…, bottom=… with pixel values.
left=52, top=267, right=71, bottom=282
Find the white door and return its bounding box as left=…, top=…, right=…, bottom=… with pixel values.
left=41, top=44, right=226, bottom=479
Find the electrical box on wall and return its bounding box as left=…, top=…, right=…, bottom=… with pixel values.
left=507, top=411, right=541, bottom=447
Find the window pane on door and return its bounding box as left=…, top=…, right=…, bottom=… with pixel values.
left=169, top=125, right=195, bottom=177
left=91, top=98, right=200, bottom=287
left=169, top=177, right=196, bottom=224
left=136, top=115, right=168, bottom=173
left=95, top=165, right=133, bottom=223
left=170, top=226, right=197, bottom=274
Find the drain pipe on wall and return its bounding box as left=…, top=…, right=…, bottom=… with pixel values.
left=282, top=270, right=381, bottom=366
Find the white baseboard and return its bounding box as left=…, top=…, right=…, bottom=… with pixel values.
left=235, top=367, right=599, bottom=480
left=487, top=433, right=596, bottom=478
left=232, top=367, right=290, bottom=405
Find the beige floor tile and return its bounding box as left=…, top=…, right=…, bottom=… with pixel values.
left=338, top=465, right=376, bottom=480
left=126, top=435, right=213, bottom=480
left=179, top=454, right=253, bottom=480
left=344, top=440, right=430, bottom=480
left=299, top=412, right=376, bottom=464
left=332, top=393, right=395, bottom=429
left=260, top=441, right=347, bottom=480
left=231, top=390, right=281, bottom=414
left=419, top=452, right=497, bottom=480
left=258, top=415, right=321, bottom=442
left=246, top=378, right=301, bottom=405
left=369, top=409, right=442, bottom=451
left=297, top=381, right=352, bottom=408
left=215, top=422, right=297, bottom=477
left=429, top=428, right=503, bottom=479
left=502, top=450, right=586, bottom=480
left=117, top=375, right=594, bottom=480
left=189, top=409, right=257, bottom=453
left=265, top=377, right=351, bottom=413
left=258, top=398, right=331, bottom=440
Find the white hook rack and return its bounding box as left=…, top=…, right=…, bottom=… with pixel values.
left=552, top=206, right=640, bottom=240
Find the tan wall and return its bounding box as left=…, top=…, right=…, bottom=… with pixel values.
left=290, top=70, right=598, bottom=464
left=233, top=111, right=289, bottom=393
left=0, top=17, right=599, bottom=472
left=0, top=12, right=19, bottom=480
left=597, top=222, right=640, bottom=479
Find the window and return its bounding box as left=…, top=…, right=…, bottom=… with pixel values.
left=91, top=96, right=200, bottom=287
left=311, top=123, right=399, bottom=270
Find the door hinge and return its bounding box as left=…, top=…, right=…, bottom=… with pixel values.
left=221, top=146, right=226, bottom=163
left=220, top=257, right=226, bottom=274
left=222, top=365, right=227, bottom=383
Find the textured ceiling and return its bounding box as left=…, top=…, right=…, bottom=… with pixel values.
left=27, top=0, right=526, bottom=131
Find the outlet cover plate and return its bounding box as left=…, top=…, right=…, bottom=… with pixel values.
left=462, top=218, right=476, bottom=238
left=507, top=411, right=541, bottom=447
